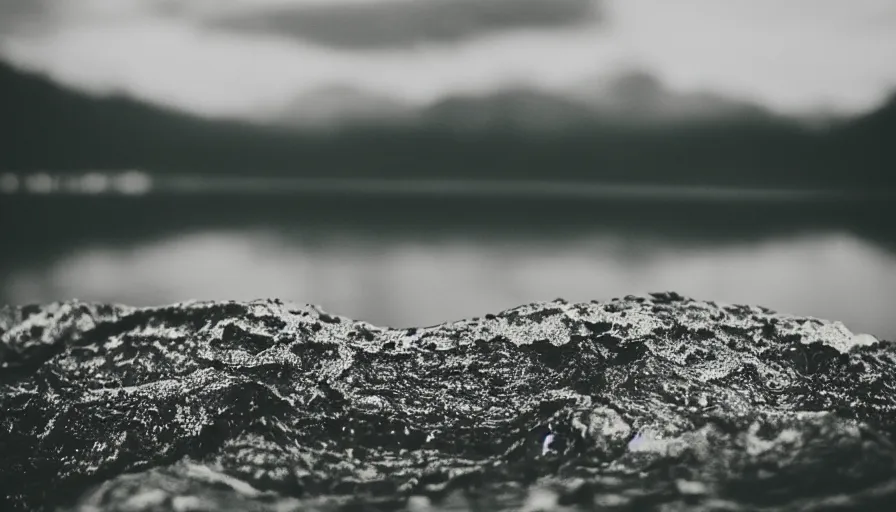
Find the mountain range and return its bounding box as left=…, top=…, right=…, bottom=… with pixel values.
left=1, top=60, right=893, bottom=188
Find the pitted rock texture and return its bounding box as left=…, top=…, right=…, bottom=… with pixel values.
left=1, top=293, right=895, bottom=511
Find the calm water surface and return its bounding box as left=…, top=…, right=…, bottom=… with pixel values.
left=1, top=190, right=893, bottom=339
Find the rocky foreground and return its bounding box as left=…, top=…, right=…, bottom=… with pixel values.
left=1, top=293, right=895, bottom=511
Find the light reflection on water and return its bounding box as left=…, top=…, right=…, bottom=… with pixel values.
left=3, top=228, right=894, bottom=339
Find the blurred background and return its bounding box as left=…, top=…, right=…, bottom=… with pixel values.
left=1, top=0, right=894, bottom=338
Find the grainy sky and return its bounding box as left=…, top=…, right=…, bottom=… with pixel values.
left=1, top=0, right=895, bottom=120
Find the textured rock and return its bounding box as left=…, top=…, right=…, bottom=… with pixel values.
left=1, top=293, right=895, bottom=511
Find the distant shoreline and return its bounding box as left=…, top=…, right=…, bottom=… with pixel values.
left=2, top=171, right=893, bottom=202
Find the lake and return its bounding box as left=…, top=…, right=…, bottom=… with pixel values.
left=1, top=182, right=893, bottom=339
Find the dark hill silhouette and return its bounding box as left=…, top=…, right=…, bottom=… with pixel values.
left=1, top=60, right=892, bottom=188
left=813, top=94, right=896, bottom=187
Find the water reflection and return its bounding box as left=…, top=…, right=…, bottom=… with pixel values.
left=3, top=226, right=894, bottom=339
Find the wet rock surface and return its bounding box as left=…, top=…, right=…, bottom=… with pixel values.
left=1, top=293, right=895, bottom=511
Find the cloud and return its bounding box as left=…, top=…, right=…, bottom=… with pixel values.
left=1, top=0, right=896, bottom=121
left=0, top=0, right=51, bottom=34
left=205, top=0, right=602, bottom=49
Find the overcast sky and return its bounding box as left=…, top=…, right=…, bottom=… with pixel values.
left=2, top=0, right=895, bottom=121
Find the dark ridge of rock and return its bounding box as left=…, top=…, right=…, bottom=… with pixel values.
left=0, top=295, right=894, bottom=511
